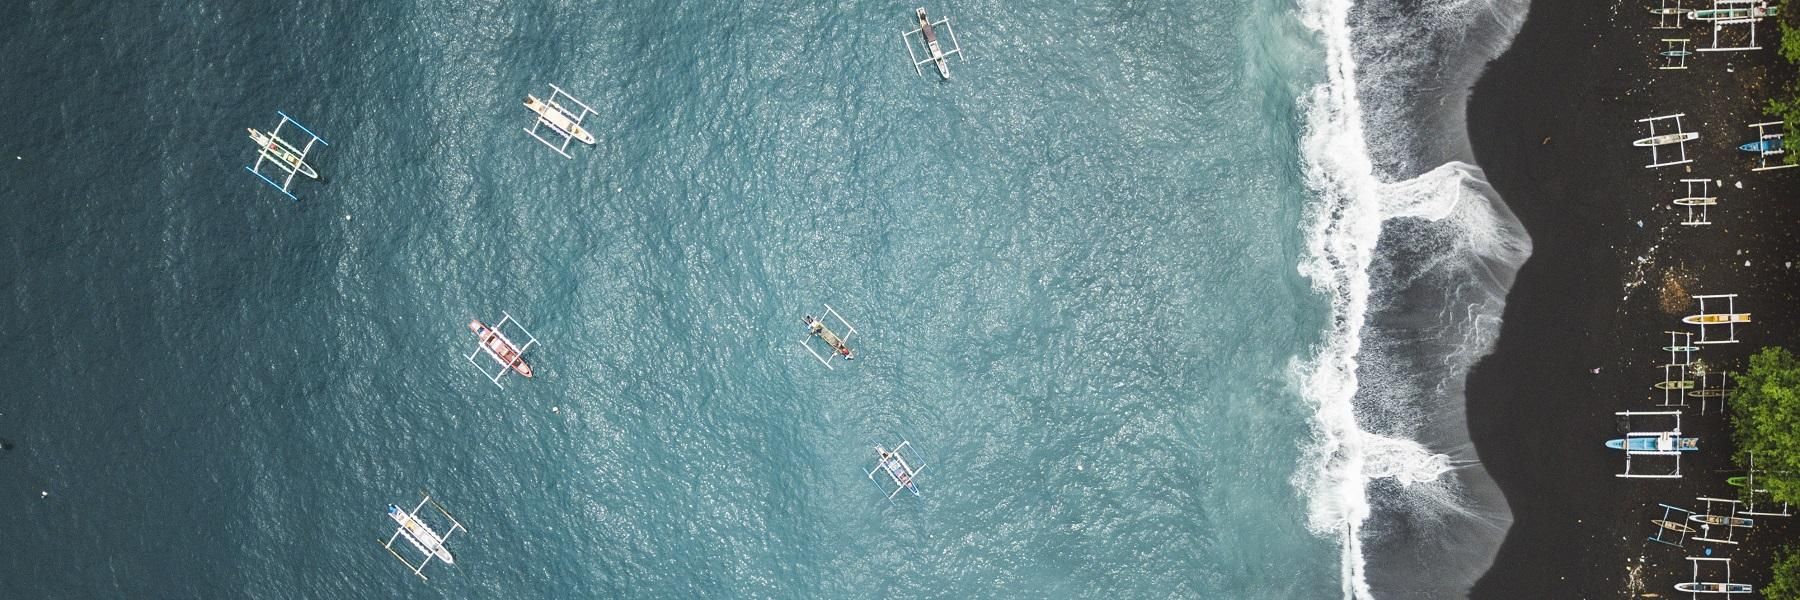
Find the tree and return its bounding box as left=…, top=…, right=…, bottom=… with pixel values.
left=1768, top=546, right=1800, bottom=600
left=1729, top=347, right=1800, bottom=504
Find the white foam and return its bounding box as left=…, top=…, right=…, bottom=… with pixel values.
left=1291, top=0, right=1530, bottom=597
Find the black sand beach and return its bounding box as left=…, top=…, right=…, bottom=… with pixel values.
left=1465, top=0, right=1800, bottom=597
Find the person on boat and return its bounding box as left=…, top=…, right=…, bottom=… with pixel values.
left=838, top=346, right=853, bottom=360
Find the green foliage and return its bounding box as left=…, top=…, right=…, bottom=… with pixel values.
left=1772, top=92, right=1800, bottom=165
left=1729, top=347, right=1800, bottom=504
left=1785, top=15, right=1800, bottom=63
left=1768, top=546, right=1800, bottom=600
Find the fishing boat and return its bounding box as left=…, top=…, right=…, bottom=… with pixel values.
left=1683, top=312, right=1750, bottom=325
left=388, top=503, right=456, bottom=566
left=247, top=128, right=319, bottom=179
left=917, top=9, right=950, bottom=79
left=1675, top=581, right=1754, bottom=594
left=1739, top=139, right=1781, bottom=152
left=1606, top=433, right=1699, bottom=452
left=868, top=441, right=926, bottom=500
left=1690, top=512, right=1755, bottom=528
left=469, top=319, right=534, bottom=378
left=523, top=94, right=596, bottom=145
left=1634, top=131, right=1699, bottom=147
left=1690, top=5, right=1776, bottom=21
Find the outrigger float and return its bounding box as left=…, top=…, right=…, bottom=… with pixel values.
left=523, top=84, right=599, bottom=158
left=902, top=7, right=965, bottom=80
left=381, top=492, right=466, bottom=581
left=868, top=440, right=926, bottom=500
left=467, top=312, right=540, bottom=388
left=799, top=305, right=857, bottom=368
left=244, top=111, right=327, bottom=200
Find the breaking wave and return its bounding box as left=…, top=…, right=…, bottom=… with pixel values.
left=1290, top=0, right=1533, bottom=597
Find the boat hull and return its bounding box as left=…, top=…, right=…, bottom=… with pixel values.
left=247, top=129, right=320, bottom=179
left=470, top=320, right=534, bottom=377
left=524, top=95, right=597, bottom=145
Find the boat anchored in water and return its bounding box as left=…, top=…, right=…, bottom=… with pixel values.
left=522, top=84, right=599, bottom=158
left=902, top=7, right=965, bottom=80
left=381, top=493, right=466, bottom=581
left=466, top=312, right=540, bottom=387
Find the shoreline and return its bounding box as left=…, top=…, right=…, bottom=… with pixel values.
left=1465, top=0, right=1800, bottom=597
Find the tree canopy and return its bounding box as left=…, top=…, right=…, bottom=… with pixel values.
left=1768, top=546, right=1800, bottom=600
left=1729, top=347, right=1800, bottom=504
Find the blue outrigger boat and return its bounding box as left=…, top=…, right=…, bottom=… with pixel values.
left=1606, top=433, right=1698, bottom=452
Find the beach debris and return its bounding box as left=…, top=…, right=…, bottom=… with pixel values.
left=1658, top=268, right=1697, bottom=315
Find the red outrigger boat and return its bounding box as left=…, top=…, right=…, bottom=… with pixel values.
left=469, top=319, right=533, bottom=378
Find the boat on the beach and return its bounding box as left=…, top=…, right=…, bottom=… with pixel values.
left=1682, top=312, right=1750, bottom=325
left=1674, top=581, right=1754, bottom=594
left=1634, top=131, right=1699, bottom=147
left=1689, top=5, right=1776, bottom=21
left=1738, top=139, right=1781, bottom=152
left=523, top=94, right=597, bottom=145
left=1606, top=433, right=1698, bottom=452
left=1689, top=513, right=1754, bottom=528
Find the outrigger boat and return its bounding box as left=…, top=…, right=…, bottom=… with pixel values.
left=1738, top=138, right=1781, bottom=153
left=522, top=84, right=599, bottom=158
left=523, top=95, right=596, bottom=145
left=1690, top=513, right=1755, bottom=528
left=466, top=312, right=540, bottom=387
left=868, top=441, right=925, bottom=500
left=243, top=111, right=328, bottom=200
left=902, top=7, right=965, bottom=80
left=1635, top=132, right=1700, bottom=147
left=1690, top=4, right=1776, bottom=21
left=798, top=305, right=857, bottom=368
left=381, top=493, right=466, bottom=581
left=1607, top=432, right=1700, bottom=452
left=1676, top=557, right=1754, bottom=596
left=247, top=128, right=319, bottom=179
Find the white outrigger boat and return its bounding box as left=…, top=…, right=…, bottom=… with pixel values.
left=1689, top=1, right=1776, bottom=21
left=1635, top=113, right=1698, bottom=168
left=1676, top=557, right=1754, bottom=596
left=868, top=441, right=925, bottom=500
left=382, top=493, right=466, bottom=581
left=902, top=8, right=964, bottom=80
left=523, top=84, right=599, bottom=158
left=244, top=111, right=327, bottom=200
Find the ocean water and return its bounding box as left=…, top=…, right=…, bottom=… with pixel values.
left=0, top=0, right=1524, bottom=598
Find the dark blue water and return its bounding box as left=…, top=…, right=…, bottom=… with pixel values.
left=0, top=1, right=1355, bottom=597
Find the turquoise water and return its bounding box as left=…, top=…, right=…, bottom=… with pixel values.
left=0, top=0, right=1363, bottom=597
